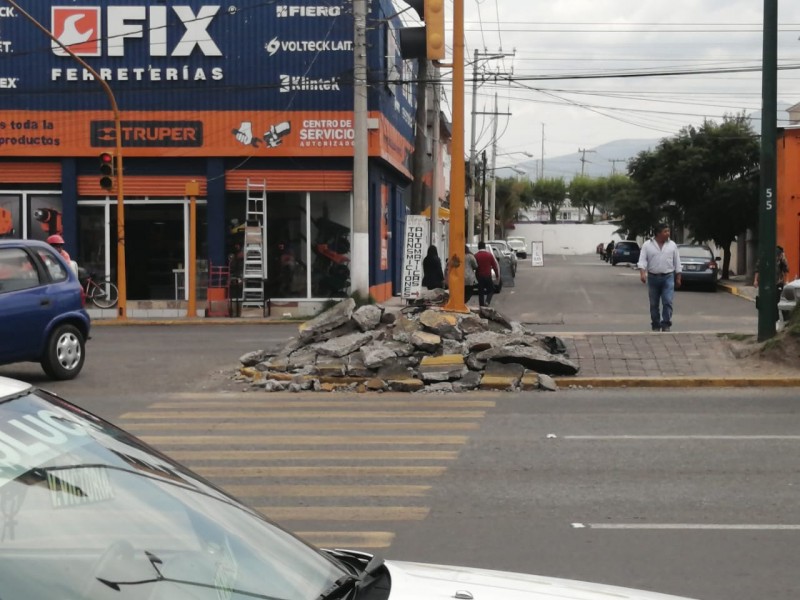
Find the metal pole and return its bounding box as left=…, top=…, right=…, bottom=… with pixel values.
left=757, top=0, right=778, bottom=341
left=430, top=67, right=441, bottom=247
left=488, top=93, right=498, bottom=240
left=480, top=151, right=487, bottom=243
left=185, top=181, right=200, bottom=318
left=351, top=0, right=370, bottom=298
left=6, top=0, right=127, bottom=319
left=444, top=0, right=467, bottom=313
left=467, top=49, right=479, bottom=245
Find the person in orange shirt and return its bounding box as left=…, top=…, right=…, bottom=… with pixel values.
left=47, top=234, right=71, bottom=263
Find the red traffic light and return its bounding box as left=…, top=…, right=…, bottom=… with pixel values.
left=99, top=152, right=114, bottom=190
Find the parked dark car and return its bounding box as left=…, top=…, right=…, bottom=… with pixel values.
left=610, top=240, right=641, bottom=266
left=0, top=239, right=90, bottom=379
left=678, top=244, right=720, bottom=291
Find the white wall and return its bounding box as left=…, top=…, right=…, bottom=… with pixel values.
left=508, top=223, right=627, bottom=255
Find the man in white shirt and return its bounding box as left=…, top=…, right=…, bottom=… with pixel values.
left=637, top=223, right=682, bottom=332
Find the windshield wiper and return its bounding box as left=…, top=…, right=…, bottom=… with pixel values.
left=96, top=550, right=289, bottom=600
left=316, top=554, right=386, bottom=600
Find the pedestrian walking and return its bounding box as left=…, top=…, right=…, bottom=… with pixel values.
left=421, top=245, right=444, bottom=290
left=637, top=224, right=682, bottom=332
left=605, top=240, right=615, bottom=262
left=464, top=245, right=478, bottom=302
left=474, top=241, right=500, bottom=307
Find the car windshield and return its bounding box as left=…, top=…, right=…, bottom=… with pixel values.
left=0, top=389, right=346, bottom=600
left=679, top=246, right=712, bottom=259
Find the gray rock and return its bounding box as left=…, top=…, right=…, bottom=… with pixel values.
left=392, top=314, right=422, bottom=343
left=465, top=354, right=486, bottom=371
left=421, top=382, right=454, bottom=393
left=465, top=331, right=510, bottom=352
left=376, top=357, right=416, bottom=379
left=442, top=338, right=466, bottom=356
left=316, top=356, right=347, bottom=377
left=298, top=298, right=356, bottom=340
left=479, top=306, right=514, bottom=330
left=384, top=340, right=416, bottom=357
left=453, top=371, right=482, bottom=391
left=419, top=310, right=463, bottom=340
left=346, top=353, right=373, bottom=377
left=287, top=349, right=319, bottom=371
left=459, top=313, right=489, bottom=335
left=316, top=331, right=374, bottom=358
left=353, top=304, right=384, bottom=332
left=239, top=350, right=267, bottom=367
left=387, top=378, right=425, bottom=392
left=411, top=330, right=442, bottom=353
left=418, top=355, right=469, bottom=382
left=264, top=355, right=290, bottom=372
left=485, top=360, right=526, bottom=379
left=308, top=321, right=359, bottom=343
left=261, top=379, right=289, bottom=392
left=538, top=373, right=558, bottom=391
left=475, top=346, right=579, bottom=375
left=361, top=343, right=397, bottom=369
left=380, top=310, right=398, bottom=325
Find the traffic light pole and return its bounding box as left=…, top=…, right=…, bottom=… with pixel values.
left=757, top=0, right=778, bottom=341
left=443, top=0, right=467, bottom=312
left=6, top=0, right=127, bottom=319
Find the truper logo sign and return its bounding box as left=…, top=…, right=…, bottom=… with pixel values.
left=51, top=6, right=222, bottom=57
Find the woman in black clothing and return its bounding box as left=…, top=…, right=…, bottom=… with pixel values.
left=421, top=244, right=444, bottom=290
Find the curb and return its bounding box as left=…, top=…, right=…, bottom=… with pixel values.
left=553, top=376, right=800, bottom=388
left=92, top=318, right=303, bottom=326
left=718, top=282, right=756, bottom=302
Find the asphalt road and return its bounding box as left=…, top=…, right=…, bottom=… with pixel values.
left=498, top=254, right=756, bottom=333
left=1, top=259, right=796, bottom=600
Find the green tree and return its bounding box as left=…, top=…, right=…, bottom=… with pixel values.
left=533, top=177, right=567, bottom=223
left=494, top=177, right=534, bottom=238
left=625, top=114, right=758, bottom=276
left=568, top=175, right=610, bottom=223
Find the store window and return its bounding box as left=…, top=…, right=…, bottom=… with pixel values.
left=0, top=195, right=21, bottom=238
left=266, top=192, right=307, bottom=299
left=310, top=192, right=351, bottom=298
left=29, top=195, right=65, bottom=242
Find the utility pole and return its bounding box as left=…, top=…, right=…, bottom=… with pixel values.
left=411, top=58, right=429, bottom=215
left=609, top=158, right=626, bottom=175
left=479, top=151, right=487, bottom=242
left=429, top=65, right=441, bottom=247
left=488, top=93, right=499, bottom=241
left=578, top=148, right=596, bottom=176
left=757, top=0, right=778, bottom=341
left=351, top=0, right=369, bottom=298
left=468, top=50, right=514, bottom=244
left=540, top=123, right=545, bottom=179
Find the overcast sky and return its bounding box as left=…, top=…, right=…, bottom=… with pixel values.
left=427, top=1, right=800, bottom=174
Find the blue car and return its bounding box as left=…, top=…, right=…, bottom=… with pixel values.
left=0, top=239, right=90, bottom=379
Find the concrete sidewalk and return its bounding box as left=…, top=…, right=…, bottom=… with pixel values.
left=92, top=278, right=800, bottom=387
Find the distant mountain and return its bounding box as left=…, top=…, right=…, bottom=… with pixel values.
left=496, top=138, right=660, bottom=181
left=496, top=104, right=795, bottom=182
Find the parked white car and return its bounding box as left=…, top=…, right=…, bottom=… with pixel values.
left=506, top=236, right=528, bottom=258
left=777, top=278, right=800, bottom=329
left=488, top=239, right=518, bottom=276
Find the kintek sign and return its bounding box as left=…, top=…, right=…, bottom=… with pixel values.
left=51, top=5, right=222, bottom=57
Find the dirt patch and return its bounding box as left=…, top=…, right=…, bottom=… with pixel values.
left=720, top=312, right=800, bottom=376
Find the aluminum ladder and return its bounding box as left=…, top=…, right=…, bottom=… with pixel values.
left=242, top=179, right=267, bottom=307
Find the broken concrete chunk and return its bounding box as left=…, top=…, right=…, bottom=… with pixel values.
left=353, top=304, right=384, bottom=332
left=411, top=330, right=442, bottom=353
left=298, top=298, right=356, bottom=340
left=316, top=331, right=374, bottom=358
left=476, top=346, right=579, bottom=375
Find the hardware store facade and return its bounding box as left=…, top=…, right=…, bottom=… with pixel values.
left=0, top=0, right=418, bottom=307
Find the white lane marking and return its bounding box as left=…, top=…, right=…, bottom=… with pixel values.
left=562, top=436, right=800, bottom=440
left=572, top=523, right=800, bottom=530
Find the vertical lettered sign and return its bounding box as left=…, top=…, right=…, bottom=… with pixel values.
left=401, top=215, right=429, bottom=299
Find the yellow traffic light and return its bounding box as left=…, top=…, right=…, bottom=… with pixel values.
left=424, top=0, right=445, bottom=60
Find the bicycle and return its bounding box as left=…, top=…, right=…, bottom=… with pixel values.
left=81, top=272, right=119, bottom=309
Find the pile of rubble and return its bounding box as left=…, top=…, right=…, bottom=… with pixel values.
left=237, top=297, right=579, bottom=393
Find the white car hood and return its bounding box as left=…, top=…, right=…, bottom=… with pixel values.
left=384, top=560, right=698, bottom=600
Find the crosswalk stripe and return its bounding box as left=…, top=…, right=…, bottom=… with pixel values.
left=127, top=421, right=479, bottom=432
left=295, top=531, right=394, bottom=549
left=121, top=410, right=487, bottom=420
left=141, top=434, right=468, bottom=446
left=256, top=507, right=430, bottom=521
left=165, top=450, right=459, bottom=461
left=148, top=399, right=496, bottom=409
left=224, top=484, right=430, bottom=497
left=196, top=465, right=447, bottom=478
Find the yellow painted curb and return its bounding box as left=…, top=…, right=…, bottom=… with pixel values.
left=553, top=376, right=800, bottom=388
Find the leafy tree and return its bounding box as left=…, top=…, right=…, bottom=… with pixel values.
left=533, top=177, right=567, bottom=223
left=494, top=177, right=534, bottom=238
left=568, top=175, right=610, bottom=223
left=625, top=114, right=758, bottom=276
